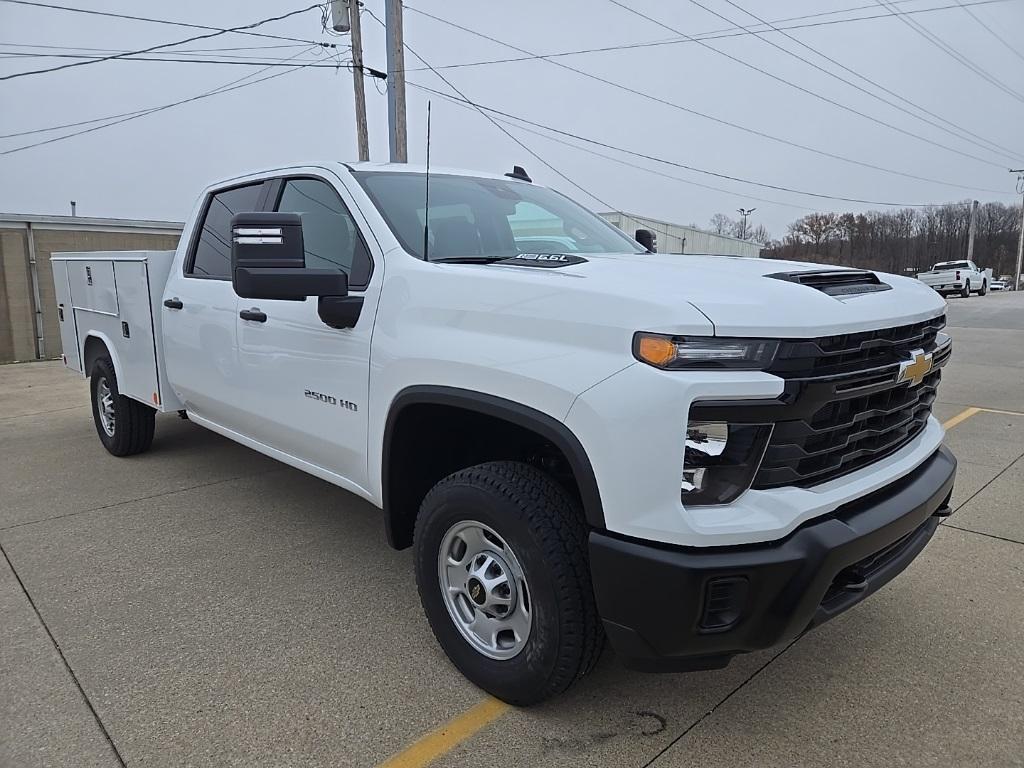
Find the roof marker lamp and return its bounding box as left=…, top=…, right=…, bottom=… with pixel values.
left=633, top=333, right=778, bottom=370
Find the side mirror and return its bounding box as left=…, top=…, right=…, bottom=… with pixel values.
left=635, top=228, right=656, bottom=252
left=230, top=212, right=348, bottom=300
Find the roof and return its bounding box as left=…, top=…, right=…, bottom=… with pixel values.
left=0, top=212, right=184, bottom=232
left=343, top=161, right=529, bottom=181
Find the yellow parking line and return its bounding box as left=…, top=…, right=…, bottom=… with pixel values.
left=377, top=696, right=510, bottom=768
left=943, top=407, right=982, bottom=430
left=979, top=407, right=1024, bottom=418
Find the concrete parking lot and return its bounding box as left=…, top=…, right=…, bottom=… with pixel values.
left=2, top=291, right=1023, bottom=768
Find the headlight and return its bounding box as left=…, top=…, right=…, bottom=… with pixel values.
left=633, top=333, right=778, bottom=370
left=682, top=421, right=773, bottom=506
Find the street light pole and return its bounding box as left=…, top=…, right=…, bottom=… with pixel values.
left=737, top=207, right=756, bottom=240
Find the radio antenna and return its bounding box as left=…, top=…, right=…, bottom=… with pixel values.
left=422, top=100, right=432, bottom=262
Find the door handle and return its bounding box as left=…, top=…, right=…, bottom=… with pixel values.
left=239, top=308, right=268, bottom=323
left=163, top=298, right=183, bottom=310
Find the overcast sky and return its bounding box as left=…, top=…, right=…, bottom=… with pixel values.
left=1, top=0, right=1022, bottom=238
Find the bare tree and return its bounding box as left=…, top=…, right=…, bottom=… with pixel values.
left=709, top=213, right=736, bottom=235
left=763, top=201, right=1021, bottom=276
left=748, top=224, right=771, bottom=244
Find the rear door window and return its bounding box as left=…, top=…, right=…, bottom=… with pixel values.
left=189, top=182, right=266, bottom=279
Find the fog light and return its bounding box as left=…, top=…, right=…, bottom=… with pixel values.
left=682, top=420, right=772, bottom=506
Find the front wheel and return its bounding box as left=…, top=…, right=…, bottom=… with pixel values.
left=90, top=356, right=155, bottom=456
left=960, top=281, right=971, bottom=298
left=414, top=461, right=604, bottom=705
left=978, top=280, right=987, bottom=296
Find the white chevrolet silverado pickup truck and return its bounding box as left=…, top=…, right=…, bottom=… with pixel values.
left=917, top=259, right=988, bottom=297
left=52, top=162, right=956, bottom=705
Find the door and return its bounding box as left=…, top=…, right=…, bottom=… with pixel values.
left=235, top=174, right=380, bottom=490
left=163, top=181, right=266, bottom=428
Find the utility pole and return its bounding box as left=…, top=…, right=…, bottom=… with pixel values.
left=737, top=207, right=756, bottom=240
left=1013, top=170, right=1024, bottom=292
left=385, top=0, right=407, bottom=162
left=332, top=0, right=369, bottom=161
left=966, top=199, right=978, bottom=263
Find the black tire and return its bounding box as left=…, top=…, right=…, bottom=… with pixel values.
left=978, top=280, right=987, bottom=296
left=414, top=461, right=604, bottom=705
left=960, top=280, right=971, bottom=298
left=89, top=356, right=155, bottom=456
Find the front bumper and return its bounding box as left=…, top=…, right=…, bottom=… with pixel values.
left=589, top=444, right=956, bottom=671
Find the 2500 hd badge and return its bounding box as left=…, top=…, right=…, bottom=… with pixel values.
left=304, top=389, right=358, bottom=412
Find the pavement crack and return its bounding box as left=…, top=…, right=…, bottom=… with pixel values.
left=939, top=523, right=1023, bottom=546
left=640, top=637, right=801, bottom=768
left=945, top=448, right=1024, bottom=519
left=0, top=541, right=128, bottom=768
left=0, top=469, right=286, bottom=532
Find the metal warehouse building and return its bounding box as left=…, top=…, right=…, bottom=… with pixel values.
left=0, top=214, right=182, bottom=363
left=600, top=212, right=763, bottom=258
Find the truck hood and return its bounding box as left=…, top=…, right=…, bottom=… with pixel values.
left=539, top=253, right=947, bottom=337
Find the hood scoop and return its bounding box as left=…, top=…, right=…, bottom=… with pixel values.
left=766, top=269, right=891, bottom=297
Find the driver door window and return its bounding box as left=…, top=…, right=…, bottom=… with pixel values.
left=275, top=178, right=372, bottom=289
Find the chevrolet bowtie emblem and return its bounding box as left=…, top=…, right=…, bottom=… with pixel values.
left=897, top=349, right=933, bottom=387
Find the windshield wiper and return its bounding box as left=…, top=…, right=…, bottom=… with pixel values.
left=429, top=256, right=509, bottom=264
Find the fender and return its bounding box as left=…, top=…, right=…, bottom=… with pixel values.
left=81, top=331, right=122, bottom=383
left=382, top=385, right=606, bottom=548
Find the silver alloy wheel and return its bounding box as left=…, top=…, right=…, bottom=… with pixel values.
left=437, top=520, right=532, bottom=660
left=97, top=377, right=115, bottom=437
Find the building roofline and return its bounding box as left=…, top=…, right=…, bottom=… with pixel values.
left=0, top=213, right=184, bottom=231
left=598, top=211, right=764, bottom=247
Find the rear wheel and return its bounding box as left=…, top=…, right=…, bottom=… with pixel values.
left=89, top=356, right=155, bottom=456
left=960, top=281, right=971, bottom=298
left=414, top=461, right=603, bottom=705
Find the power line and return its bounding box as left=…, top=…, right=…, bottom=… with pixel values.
left=706, top=0, right=1019, bottom=161
left=607, top=0, right=1013, bottom=169
left=0, top=3, right=324, bottom=81
left=875, top=0, right=1024, bottom=104
left=419, top=85, right=813, bottom=212
left=398, top=0, right=1011, bottom=75
left=0, top=55, right=383, bottom=141
left=0, top=51, right=348, bottom=67
left=0, top=47, right=325, bottom=155
left=0, top=41, right=314, bottom=53
left=404, top=7, right=1010, bottom=194
left=0, top=0, right=336, bottom=48
left=360, top=7, right=622, bottom=218
left=405, top=81, right=998, bottom=209
left=954, top=0, right=1024, bottom=63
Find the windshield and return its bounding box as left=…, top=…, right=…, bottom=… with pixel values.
left=353, top=171, right=645, bottom=260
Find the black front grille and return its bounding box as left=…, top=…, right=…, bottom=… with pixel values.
left=769, top=315, right=946, bottom=378
left=749, top=317, right=949, bottom=489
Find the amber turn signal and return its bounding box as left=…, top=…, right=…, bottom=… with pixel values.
left=636, top=335, right=676, bottom=366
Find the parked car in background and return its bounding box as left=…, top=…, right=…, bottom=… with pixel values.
left=989, top=278, right=1007, bottom=291
left=917, top=260, right=987, bottom=297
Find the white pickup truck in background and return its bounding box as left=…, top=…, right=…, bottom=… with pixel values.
left=917, top=259, right=988, bottom=297
left=52, top=161, right=957, bottom=704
